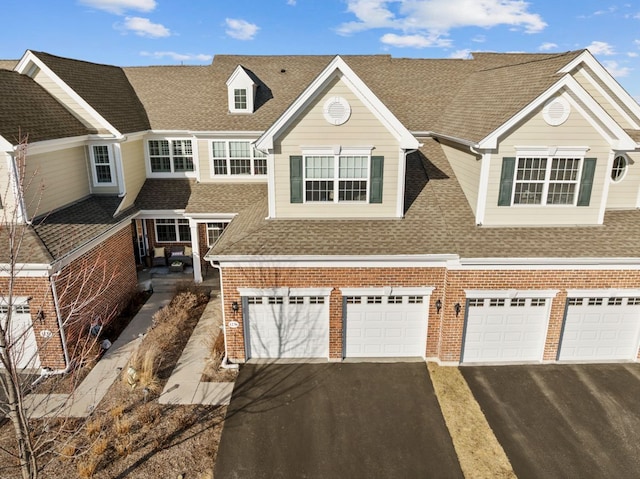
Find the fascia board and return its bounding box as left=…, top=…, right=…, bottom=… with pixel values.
left=478, top=75, right=635, bottom=150
left=255, top=55, right=419, bottom=151
left=226, top=65, right=254, bottom=87
left=0, top=135, right=13, bottom=152
left=16, top=51, right=121, bottom=137
left=559, top=51, right=640, bottom=121
left=25, top=135, right=90, bottom=155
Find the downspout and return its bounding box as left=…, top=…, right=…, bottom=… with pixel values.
left=212, top=261, right=238, bottom=369
left=32, top=270, right=71, bottom=384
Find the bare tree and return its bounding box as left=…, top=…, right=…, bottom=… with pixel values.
left=0, top=136, right=125, bottom=479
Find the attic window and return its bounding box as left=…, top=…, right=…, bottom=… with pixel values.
left=543, top=97, right=570, bottom=126
left=234, top=89, right=247, bottom=110
left=323, top=97, right=351, bottom=126
left=611, top=154, right=628, bottom=182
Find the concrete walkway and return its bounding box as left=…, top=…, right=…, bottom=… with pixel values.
left=159, top=295, right=234, bottom=406
left=24, top=290, right=173, bottom=418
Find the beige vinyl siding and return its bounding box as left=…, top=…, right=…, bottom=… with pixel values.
left=197, top=139, right=211, bottom=179
left=32, top=69, right=108, bottom=134
left=440, top=140, right=480, bottom=215
left=119, top=139, right=147, bottom=210
left=275, top=76, right=400, bottom=218
left=483, top=104, right=609, bottom=226
left=573, top=67, right=635, bottom=129
left=607, top=151, right=640, bottom=209
left=24, top=146, right=90, bottom=218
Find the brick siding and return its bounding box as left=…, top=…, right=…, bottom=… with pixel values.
left=53, top=225, right=138, bottom=368
left=219, top=265, right=640, bottom=363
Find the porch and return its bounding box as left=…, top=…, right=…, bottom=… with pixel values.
left=136, top=264, right=220, bottom=294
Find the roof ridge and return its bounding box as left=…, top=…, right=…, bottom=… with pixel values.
left=475, top=50, right=584, bottom=73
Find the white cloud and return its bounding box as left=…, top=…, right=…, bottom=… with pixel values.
left=538, top=42, right=558, bottom=51
left=140, top=51, right=212, bottom=62
left=287, top=0, right=296, bottom=4
left=338, top=0, right=547, bottom=48
left=635, top=39, right=640, bottom=47
left=602, top=60, right=631, bottom=78
left=586, top=40, right=615, bottom=55
left=450, top=49, right=471, bottom=59
left=78, top=0, right=155, bottom=15
left=121, top=16, right=170, bottom=37
left=225, top=18, right=259, bottom=40
left=628, top=52, right=638, bottom=57
left=472, top=35, right=486, bottom=43
left=381, top=33, right=450, bottom=48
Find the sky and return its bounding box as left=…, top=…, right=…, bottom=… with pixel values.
left=2, top=0, right=640, bottom=100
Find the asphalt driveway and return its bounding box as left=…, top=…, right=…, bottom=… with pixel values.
left=461, top=364, right=640, bottom=479
left=214, top=362, right=462, bottom=479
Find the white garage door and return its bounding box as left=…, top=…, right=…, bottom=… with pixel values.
left=344, top=295, right=428, bottom=357
left=559, top=296, right=640, bottom=361
left=462, top=297, right=550, bottom=363
left=245, top=295, right=329, bottom=358
left=0, top=300, right=41, bottom=370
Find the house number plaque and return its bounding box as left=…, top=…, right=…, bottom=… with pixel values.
left=228, top=321, right=239, bottom=328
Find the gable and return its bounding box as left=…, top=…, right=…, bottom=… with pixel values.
left=15, top=51, right=150, bottom=136
left=256, top=55, right=418, bottom=151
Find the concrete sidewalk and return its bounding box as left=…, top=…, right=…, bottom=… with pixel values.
left=24, top=290, right=173, bottom=418
left=159, top=295, right=234, bottom=406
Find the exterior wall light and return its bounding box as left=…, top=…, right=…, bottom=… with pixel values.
left=454, top=303, right=462, bottom=317
left=435, top=299, right=442, bottom=313
left=231, top=301, right=239, bottom=315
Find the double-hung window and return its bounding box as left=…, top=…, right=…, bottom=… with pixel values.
left=498, top=147, right=596, bottom=207
left=210, top=140, right=267, bottom=176
left=206, top=222, right=228, bottom=246
left=234, top=89, right=247, bottom=110
left=514, top=157, right=581, bottom=205
left=148, top=139, right=194, bottom=173
left=304, top=154, right=369, bottom=202
left=90, top=145, right=116, bottom=186
left=155, top=219, right=191, bottom=242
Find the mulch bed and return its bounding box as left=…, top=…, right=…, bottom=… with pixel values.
left=1, top=286, right=228, bottom=479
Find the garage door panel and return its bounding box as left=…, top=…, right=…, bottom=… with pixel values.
left=559, top=298, right=640, bottom=361
left=246, top=298, right=328, bottom=358
left=462, top=299, right=549, bottom=363
left=345, top=297, right=428, bottom=358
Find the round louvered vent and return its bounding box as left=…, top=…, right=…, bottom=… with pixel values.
left=543, top=97, right=570, bottom=126
left=323, top=97, right=351, bottom=125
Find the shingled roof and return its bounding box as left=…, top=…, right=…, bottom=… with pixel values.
left=208, top=137, right=640, bottom=260
left=0, top=69, right=93, bottom=144
left=33, top=196, right=136, bottom=261
left=124, top=51, right=586, bottom=143
left=32, top=51, right=150, bottom=134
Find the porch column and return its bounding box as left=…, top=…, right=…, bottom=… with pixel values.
left=190, top=220, right=202, bottom=283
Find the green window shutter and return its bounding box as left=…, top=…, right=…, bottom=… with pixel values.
left=498, top=157, right=516, bottom=206
left=577, top=158, right=597, bottom=206
left=290, top=156, right=303, bottom=204
left=369, top=156, right=384, bottom=204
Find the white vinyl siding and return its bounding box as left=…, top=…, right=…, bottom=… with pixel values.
left=483, top=103, right=608, bottom=226
left=274, top=76, right=399, bottom=218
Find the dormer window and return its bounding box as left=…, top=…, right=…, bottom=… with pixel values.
left=234, top=89, right=247, bottom=110
left=227, top=65, right=256, bottom=114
